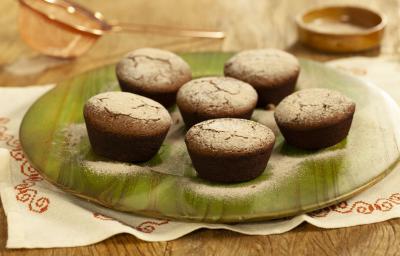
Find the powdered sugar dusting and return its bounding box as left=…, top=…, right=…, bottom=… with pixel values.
left=61, top=124, right=149, bottom=176
left=275, top=88, right=355, bottom=128
left=186, top=118, right=275, bottom=154
left=224, top=48, right=299, bottom=88
left=86, top=91, right=171, bottom=125
left=116, top=48, right=191, bottom=92
left=177, top=77, right=257, bottom=113
left=61, top=121, right=346, bottom=199
left=181, top=148, right=346, bottom=199
left=83, top=160, right=146, bottom=176
left=61, top=123, right=87, bottom=148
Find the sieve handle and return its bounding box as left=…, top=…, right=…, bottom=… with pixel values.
left=108, top=21, right=225, bottom=39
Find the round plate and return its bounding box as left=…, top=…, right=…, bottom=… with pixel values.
left=20, top=52, right=400, bottom=223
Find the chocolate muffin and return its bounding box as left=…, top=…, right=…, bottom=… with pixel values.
left=83, top=91, right=172, bottom=162
left=274, top=88, right=356, bottom=150
left=185, top=118, right=275, bottom=183
left=116, top=48, right=192, bottom=108
left=224, top=48, right=300, bottom=107
left=176, top=77, right=258, bottom=128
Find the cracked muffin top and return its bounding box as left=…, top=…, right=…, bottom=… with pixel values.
left=177, top=77, right=258, bottom=116
left=84, top=91, right=171, bottom=136
left=116, top=48, right=192, bottom=93
left=224, top=48, right=299, bottom=89
left=185, top=118, right=275, bottom=156
left=274, top=88, right=356, bottom=130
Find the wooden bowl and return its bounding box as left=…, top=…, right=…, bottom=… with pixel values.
left=296, top=6, right=386, bottom=53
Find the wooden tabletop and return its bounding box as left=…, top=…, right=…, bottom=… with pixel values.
left=1, top=0, right=400, bottom=255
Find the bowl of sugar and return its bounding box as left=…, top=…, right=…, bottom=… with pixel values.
left=296, top=5, right=386, bottom=53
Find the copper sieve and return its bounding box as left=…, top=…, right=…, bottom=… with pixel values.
left=18, top=0, right=225, bottom=58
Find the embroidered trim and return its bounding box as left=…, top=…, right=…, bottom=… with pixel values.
left=310, top=193, right=400, bottom=217
left=0, top=117, right=50, bottom=213
left=93, top=212, right=169, bottom=233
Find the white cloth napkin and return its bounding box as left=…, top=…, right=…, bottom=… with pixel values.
left=2, top=57, right=400, bottom=248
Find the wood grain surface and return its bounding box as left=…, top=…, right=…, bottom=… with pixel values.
left=1, top=0, right=400, bottom=255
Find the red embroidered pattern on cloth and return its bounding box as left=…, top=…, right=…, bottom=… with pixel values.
left=1, top=116, right=170, bottom=231
left=5, top=113, right=398, bottom=224
left=0, top=117, right=50, bottom=213
left=310, top=193, right=400, bottom=217
left=93, top=212, right=169, bottom=233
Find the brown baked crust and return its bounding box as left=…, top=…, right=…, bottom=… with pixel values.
left=118, top=81, right=177, bottom=108
left=224, top=48, right=300, bottom=106
left=276, top=115, right=354, bottom=149
left=116, top=48, right=192, bottom=107
left=176, top=77, right=258, bottom=128
left=189, top=150, right=273, bottom=183
left=255, top=74, right=298, bottom=106
left=274, top=88, right=356, bottom=130
left=274, top=88, right=356, bottom=149
left=84, top=121, right=168, bottom=162
left=185, top=119, right=275, bottom=183
left=179, top=107, right=253, bottom=129
left=83, top=92, right=171, bottom=162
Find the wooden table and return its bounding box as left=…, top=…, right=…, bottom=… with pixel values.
left=1, top=0, right=400, bottom=255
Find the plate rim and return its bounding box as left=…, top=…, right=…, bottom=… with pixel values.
left=19, top=56, right=400, bottom=223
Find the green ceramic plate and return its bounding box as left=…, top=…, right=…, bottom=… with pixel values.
left=20, top=53, right=400, bottom=223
